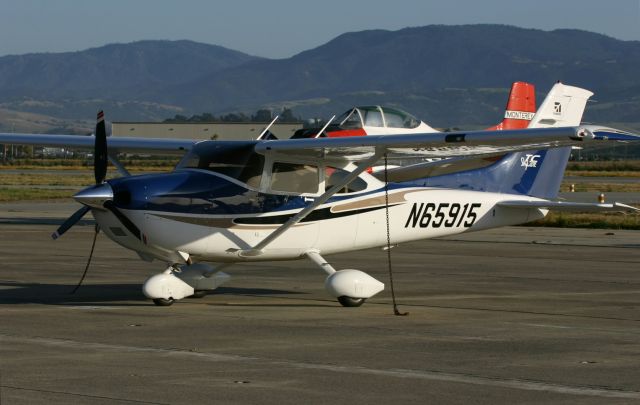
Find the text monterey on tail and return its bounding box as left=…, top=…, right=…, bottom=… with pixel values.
left=1, top=82, right=639, bottom=307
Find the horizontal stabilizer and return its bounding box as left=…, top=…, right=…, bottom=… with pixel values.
left=497, top=200, right=639, bottom=212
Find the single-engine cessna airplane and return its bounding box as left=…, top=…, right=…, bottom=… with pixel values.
left=0, top=82, right=638, bottom=307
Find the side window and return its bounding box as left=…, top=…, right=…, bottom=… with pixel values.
left=362, top=108, right=383, bottom=127
left=325, top=167, right=368, bottom=194
left=382, top=107, right=421, bottom=128
left=271, top=162, right=319, bottom=194
left=384, top=110, right=406, bottom=128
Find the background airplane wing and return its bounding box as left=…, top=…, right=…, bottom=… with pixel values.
left=253, top=126, right=639, bottom=161
left=0, top=133, right=196, bottom=155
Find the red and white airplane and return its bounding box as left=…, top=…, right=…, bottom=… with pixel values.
left=291, top=81, right=537, bottom=139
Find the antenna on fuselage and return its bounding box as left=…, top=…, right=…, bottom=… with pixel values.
left=314, top=115, right=336, bottom=138
left=256, top=115, right=279, bottom=140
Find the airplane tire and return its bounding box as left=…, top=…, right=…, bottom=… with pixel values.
left=337, top=296, right=365, bottom=307
left=190, top=291, right=207, bottom=298
left=152, top=298, right=175, bottom=306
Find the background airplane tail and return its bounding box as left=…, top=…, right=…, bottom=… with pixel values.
left=422, top=83, right=593, bottom=199
left=486, top=81, right=536, bottom=131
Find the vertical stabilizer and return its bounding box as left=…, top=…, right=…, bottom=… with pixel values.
left=493, top=82, right=594, bottom=198
left=421, top=83, right=594, bottom=199
left=486, top=82, right=536, bottom=130
left=528, top=82, right=593, bottom=128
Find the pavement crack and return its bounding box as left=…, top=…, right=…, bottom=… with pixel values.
left=3, top=333, right=640, bottom=400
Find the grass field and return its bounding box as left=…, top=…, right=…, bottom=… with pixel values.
left=559, top=181, right=640, bottom=192
left=0, top=188, right=74, bottom=202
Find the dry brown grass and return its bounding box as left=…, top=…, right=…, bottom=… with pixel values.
left=0, top=173, right=93, bottom=186
left=564, top=170, right=640, bottom=177
left=560, top=181, right=640, bottom=192
left=528, top=211, right=640, bottom=230
left=0, top=188, right=74, bottom=202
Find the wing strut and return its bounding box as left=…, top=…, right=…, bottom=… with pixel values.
left=314, top=115, right=335, bottom=138
left=256, top=115, right=279, bottom=140
left=240, top=153, right=381, bottom=257
left=108, top=154, right=131, bottom=177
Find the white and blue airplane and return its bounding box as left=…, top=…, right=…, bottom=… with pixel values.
left=0, top=83, right=638, bottom=307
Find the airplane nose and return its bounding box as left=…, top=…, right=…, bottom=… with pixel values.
left=73, top=182, right=113, bottom=209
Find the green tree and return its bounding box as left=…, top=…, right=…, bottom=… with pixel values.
left=280, top=107, right=298, bottom=122
left=252, top=109, right=273, bottom=122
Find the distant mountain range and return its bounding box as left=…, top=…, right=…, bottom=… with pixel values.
left=1, top=25, right=639, bottom=133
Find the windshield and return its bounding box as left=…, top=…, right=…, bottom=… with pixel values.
left=176, top=142, right=264, bottom=188
left=334, top=106, right=421, bottom=129
left=335, top=108, right=363, bottom=128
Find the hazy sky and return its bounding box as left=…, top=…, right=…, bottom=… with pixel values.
left=1, top=0, right=639, bottom=58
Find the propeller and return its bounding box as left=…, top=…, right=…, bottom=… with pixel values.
left=53, top=110, right=143, bottom=293
left=51, top=205, right=91, bottom=240
left=104, top=200, right=141, bottom=240
left=51, top=110, right=108, bottom=240
left=50, top=110, right=109, bottom=294
left=94, top=110, right=108, bottom=184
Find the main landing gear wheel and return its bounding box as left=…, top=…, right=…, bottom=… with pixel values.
left=152, top=298, right=175, bottom=306
left=189, top=290, right=207, bottom=298
left=337, top=296, right=365, bottom=307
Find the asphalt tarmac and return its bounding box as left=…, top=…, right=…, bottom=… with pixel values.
left=1, top=204, right=640, bottom=404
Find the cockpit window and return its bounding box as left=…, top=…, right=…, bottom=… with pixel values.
left=176, top=142, right=264, bottom=188
left=325, top=167, right=368, bottom=194
left=334, top=106, right=421, bottom=129
left=360, top=106, right=384, bottom=127
left=270, top=162, right=319, bottom=194
left=381, top=107, right=420, bottom=128
left=335, top=108, right=363, bottom=129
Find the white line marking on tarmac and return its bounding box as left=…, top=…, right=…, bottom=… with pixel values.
left=2, top=333, right=640, bottom=399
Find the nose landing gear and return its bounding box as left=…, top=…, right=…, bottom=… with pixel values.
left=143, top=263, right=230, bottom=306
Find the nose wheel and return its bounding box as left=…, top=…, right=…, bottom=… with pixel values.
left=152, top=298, right=175, bottom=306
left=337, top=296, right=365, bottom=307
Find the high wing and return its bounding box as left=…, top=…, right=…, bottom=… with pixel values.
left=0, top=133, right=195, bottom=155
left=3, top=125, right=636, bottom=160
left=253, top=125, right=639, bottom=161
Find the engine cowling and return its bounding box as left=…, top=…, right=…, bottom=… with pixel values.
left=325, top=269, right=384, bottom=299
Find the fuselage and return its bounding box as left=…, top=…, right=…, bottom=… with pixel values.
left=91, top=168, right=547, bottom=264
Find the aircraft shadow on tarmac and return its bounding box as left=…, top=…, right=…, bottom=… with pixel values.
left=0, top=282, right=305, bottom=306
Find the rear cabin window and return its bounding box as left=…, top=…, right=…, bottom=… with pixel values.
left=177, top=143, right=264, bottom=188
left=361, top=107, right=384, bottom=127
left=381, top=107, right=420, bottom=128
left=270, top=162, right=319, bottom=194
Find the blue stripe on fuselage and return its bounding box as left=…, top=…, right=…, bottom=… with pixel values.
left=107, top=170, right=397, bottom=216
left=108, top=170, right=307, bottom=215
